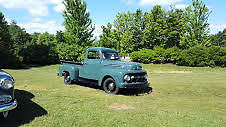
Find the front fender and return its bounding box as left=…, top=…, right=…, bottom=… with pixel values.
left=98, top=69, right=124, bottom=88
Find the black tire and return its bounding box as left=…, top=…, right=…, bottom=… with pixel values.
left=64, top=72, right=72, bottom=85
left=103, top=78, right=119, bottom=94
left=0, top=111, right=9, bottom=119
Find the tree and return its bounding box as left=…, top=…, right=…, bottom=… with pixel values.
left=142, top=5, right=167, bottom=49
left=63, top=0, right=94, bottom=47
left=99, top=23, right=118, bottom=49
left=180, top=0, right=211, bottom=49
left=8, top=21, right=31, bottom=54
left=20, top=32, right=58, bottom=65
left=0, top=12, right=19, bottom=68
left=56, top=30, right=65, bottom=43
left=114, top=11, right=134, bottom=52
left=164, top=8, right=184, bottom=48
left=132, top=9, right=145, bottom=50
left=211, top=29, right=226, bottom=47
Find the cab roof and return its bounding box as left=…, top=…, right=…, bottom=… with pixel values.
left=87, top=47, right=117, bottom=52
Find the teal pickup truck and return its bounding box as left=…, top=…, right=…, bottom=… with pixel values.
left=58, top=47, right=149, bottom=94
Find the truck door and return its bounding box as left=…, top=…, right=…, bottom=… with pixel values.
left=80, top=51, right=102, bottom=80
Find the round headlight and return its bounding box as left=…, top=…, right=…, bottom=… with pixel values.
left=124, top=75, right=131, bottom=82
left=0, top=79, right=14, bottom=89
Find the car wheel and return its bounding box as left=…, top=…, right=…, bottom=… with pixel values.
left=0, top=111, right=9, bottom=119
left=64, top=72, right=72, bottom=85
left=103, top=78, right=119, bottom=94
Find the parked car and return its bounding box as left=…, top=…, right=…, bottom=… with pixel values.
left=0, top=70, right=17, bottom=119
left=58, top=47, right=149, bottom=94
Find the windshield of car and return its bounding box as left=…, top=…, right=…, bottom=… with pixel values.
left=102, top=51, right=120, bottom=60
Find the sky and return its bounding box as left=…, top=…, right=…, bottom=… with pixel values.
left=0, top=0, right=226, bottom=38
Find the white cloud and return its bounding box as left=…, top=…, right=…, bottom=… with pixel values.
left=32, top=17, right=42, bottom=22
left=121, top=0, right=136, bottom=5
left=5, top=17, right=12, bottom=24
left=93, top=25, right=103, bottom=39
left=18, top=21, right=103, bottom=37
left=0, top=0, right=63, bottom=16
left=54, top=3, right=65, bottom=13
left=175, top=4, right=188, bottom=9
left=210, top=23, right=226, bottom=34
left=18, top=21, right=65, bottom=34
left=139, top=0, right=183, bottom=6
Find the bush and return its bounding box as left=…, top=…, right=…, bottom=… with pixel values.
left=176, top=46, right=226, bottom=67
left=20, top=42, right=59, bottom=65
left=130, top=46, right=225, bottom=67
left=130, top=49, right=154, bottom=64
left=130, top=47, right=180, bottom=64
left=165, top=47, right=180, bottom=63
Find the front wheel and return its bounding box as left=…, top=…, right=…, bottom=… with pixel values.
left=103, top=78, right=119, bottom=95
left=0, top=111, right=9, bottom=119
left=64, top=72, right=72, bottom=85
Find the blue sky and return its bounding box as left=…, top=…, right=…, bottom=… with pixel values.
left=0, top=0, right=225, bottom=37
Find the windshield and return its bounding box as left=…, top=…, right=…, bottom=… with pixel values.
left=103, top=51, right=120, bottom=60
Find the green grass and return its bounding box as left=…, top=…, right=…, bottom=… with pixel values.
left=1, top=64, right=226, bottom=127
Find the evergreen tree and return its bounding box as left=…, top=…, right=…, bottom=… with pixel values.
left=0, top=12, right=14, bottom=68
left=63, top=0, right=94, bottom=47
left=8, top=20, right=31, bottom=53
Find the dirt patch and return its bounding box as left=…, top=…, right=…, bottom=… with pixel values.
left=109, top=103, right=135, bottom=110
left=153, top=70, right=192, bottom=74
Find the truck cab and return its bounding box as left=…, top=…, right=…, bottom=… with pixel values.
left=58, top=47, right=149, bottom=94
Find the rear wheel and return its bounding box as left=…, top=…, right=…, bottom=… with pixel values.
left=64, top=72, right=72, bottom=85
left=103, top=78, right=119, bottom=94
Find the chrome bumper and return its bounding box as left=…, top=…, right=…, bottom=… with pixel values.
left=0, top=100, right=17, bottom=112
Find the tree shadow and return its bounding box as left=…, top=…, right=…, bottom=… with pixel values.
left=1, top=64, right=54, bottom=70
left=0, top=89, right=48, bottom=127
left=73, top=81, right=153, bottom=96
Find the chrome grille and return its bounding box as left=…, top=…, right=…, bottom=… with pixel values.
left=0, top=95, right=12, bottom=105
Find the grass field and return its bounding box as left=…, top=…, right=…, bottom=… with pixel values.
left=1, top=64, right=226, bottom=127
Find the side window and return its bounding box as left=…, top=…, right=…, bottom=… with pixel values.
left=87, top=51, right=100, bottom=59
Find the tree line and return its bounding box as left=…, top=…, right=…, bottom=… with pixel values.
left=0, top=0, right=225, bottom=68
left=97, top=0, right=225, bottom=67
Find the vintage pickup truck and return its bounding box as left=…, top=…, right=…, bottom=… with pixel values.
left=58, top=47, right=149, bottom=94
left=0, top=70, right=17, bottom=119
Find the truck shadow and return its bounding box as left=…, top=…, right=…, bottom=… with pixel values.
left=74, top=82, right=153, bottom=96
left=120, top=87, right=153, bottom=96
left=0, top=89, right=48, bottom=127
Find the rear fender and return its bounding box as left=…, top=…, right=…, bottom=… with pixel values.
left=59, top=65, right=79, bottom=81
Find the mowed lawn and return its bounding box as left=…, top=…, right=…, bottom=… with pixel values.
left=1, top=64, right=226, bottom=127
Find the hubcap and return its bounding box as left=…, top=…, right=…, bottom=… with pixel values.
left=108, top=83, right=115, bottom=91
left=3, top=111, right=8, bottom=118
left=65, top=76, right=70, bottom=81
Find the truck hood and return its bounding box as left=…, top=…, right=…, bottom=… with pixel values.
left=103, top=60, right=142, bottom=70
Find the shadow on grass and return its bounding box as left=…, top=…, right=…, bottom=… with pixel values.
left=73, top=81, right=153, bottom=96
left=120, top=86, right=153, bottom=96
left=0, top=89, right=48, bottom=127
left=2, top=64, right=48, bottom=70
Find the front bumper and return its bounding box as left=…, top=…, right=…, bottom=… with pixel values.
left=119, top=81, right=149, bottom=89
left=0, top=100, right=17, bottom=113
